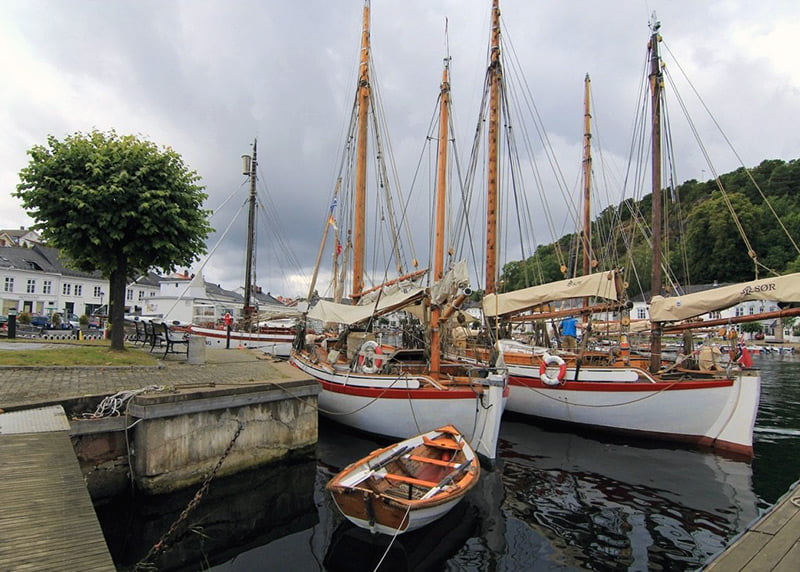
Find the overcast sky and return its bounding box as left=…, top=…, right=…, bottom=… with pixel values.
left=2, top=1, right=798, bottom=297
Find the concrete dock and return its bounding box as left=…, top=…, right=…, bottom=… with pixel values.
left=0, top=345, right=319, bottom=567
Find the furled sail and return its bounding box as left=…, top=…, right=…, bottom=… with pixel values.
left=649, top=272, right=800, bottom=322
left=482, top=270, right=621, bottom=318
left=308, top=285, right=425, bottom=325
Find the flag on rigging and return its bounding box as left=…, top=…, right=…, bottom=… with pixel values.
left=736, top=337, right=753, bottom=368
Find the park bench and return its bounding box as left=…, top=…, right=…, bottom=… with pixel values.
left=159, top=322, right=189, bottom=359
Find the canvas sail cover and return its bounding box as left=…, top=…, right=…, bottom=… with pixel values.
left=307, top=285, right=425, bottom=325
left=430, top=260, right=470, bottom=306
left=649, top=273, right=800, bottom=322
left=482, top=270, right=620, bottom=318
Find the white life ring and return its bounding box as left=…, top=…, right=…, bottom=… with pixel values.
left=539, top=354, right=567, bottom=386
left=357, top=340, right=383, bottom=374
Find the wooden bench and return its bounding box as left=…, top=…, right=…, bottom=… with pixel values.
left=159, top=322, right=188, bottom=359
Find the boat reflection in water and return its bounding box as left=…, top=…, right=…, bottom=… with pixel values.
left=96, top=457, right=317, bottom=571
left=496, top=419, right=759, bottom=570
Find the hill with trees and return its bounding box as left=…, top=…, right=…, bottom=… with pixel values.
left=500, top=158, right=800, bottom=298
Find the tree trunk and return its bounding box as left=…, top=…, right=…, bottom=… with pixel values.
left=108, top=264, right=128, bottom=350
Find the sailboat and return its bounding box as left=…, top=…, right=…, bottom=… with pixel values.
left=289, top=1, right=507, bottom=462
left=457, top=5, right=784, bottom=457
left=188, top=139, right=300, bottom=356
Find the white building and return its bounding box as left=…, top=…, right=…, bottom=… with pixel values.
left=0, top=244, right=159, bottom=319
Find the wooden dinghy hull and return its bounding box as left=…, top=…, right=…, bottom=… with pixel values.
left=326, top=425, right=480, bottom=536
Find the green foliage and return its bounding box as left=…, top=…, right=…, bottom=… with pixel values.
left=15, top=130, right=213, bottom=279
left=15, top=130, right=214, bottom=349
left=17, top=311, right=31, bottom=325
left=500, top=158, right=800, bottom=294
left=740, top=322, right=763, bottom=334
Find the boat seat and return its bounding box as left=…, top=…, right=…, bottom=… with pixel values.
left=405, top=454, right=459, bottom=468
left=382, top=473, right=437, bottom=488
left=422, top=436, right=463, bottom=450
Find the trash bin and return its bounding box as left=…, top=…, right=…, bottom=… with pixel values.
left=187, top=335, right=206, bottom=365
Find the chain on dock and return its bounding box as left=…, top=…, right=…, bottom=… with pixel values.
left=133, top=419, right=245, bottom=571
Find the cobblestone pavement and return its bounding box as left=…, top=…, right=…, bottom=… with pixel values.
left=0, top=345, right=303, bottom=411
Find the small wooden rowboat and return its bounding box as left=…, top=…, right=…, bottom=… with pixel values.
left=326, top=425, right=480, bottom=535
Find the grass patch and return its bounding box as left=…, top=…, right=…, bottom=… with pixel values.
left=0, top=341, right=159, bottom=366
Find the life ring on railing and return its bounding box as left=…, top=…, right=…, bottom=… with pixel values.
left=357, top=340, right=383, bottom=374
left=539, top=354, right=567, bottom=386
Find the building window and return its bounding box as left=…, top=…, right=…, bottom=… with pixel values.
left=42, top=280, right=52, bottom=294
left=709, top=311, right=721, bottom=319
left=26, top=279, right=36, bottom=294
left=4, top=277, right=14, bottom=292
left=126, top=289, right=133, bottom=301
left=637, top=307, right=647, bottom=320
left=62, top=283, right=72, bottom=295
left=93, top=286, right=102, bottom=297
left=735, top=306, right=744, bottom=317
left=138, top=290, right=145, bottom=301
left=74, top=285, right=83, bottom=297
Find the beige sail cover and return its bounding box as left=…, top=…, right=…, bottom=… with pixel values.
left=307, top=286, right=425, bottom=325
left=482, top=271, right=620, bottom=317
left=649, top=273, right=800, bottom=322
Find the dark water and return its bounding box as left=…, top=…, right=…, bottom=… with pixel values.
left=97, top=353, right=800, bottom=571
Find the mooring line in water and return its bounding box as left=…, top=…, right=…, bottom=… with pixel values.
left=133, top=419, right=245, bottom=571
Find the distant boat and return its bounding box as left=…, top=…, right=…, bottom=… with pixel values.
left=326, top=425, right=480, bottom=536
left=188, top=139, right=299, bottom=357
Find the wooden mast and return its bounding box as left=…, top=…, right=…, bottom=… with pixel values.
left=581, top=74, right=593, bottom=279
left=242, top=138, right=258, bottom=328
left=429, top=59, right=451, bottom=377
left=485, top=0, right=501, bottom=295
left=352, top=0, right=370, bottom=303
left=648, top=17, right=664, bottom=373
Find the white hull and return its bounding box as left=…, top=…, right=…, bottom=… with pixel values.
left=290, top=353, right=507, bottom=461
left=188, top=326, right=294, bottom=356
left=506, top=360, right=760, bottom=455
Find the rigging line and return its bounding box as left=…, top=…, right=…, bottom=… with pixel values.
left=160, top=200, right=248, bottom=318
left=663, top=41, right=800, bottom=257
left=208, top=179, right=249, bottom=218
left=662, top=69, right=758, bottom=269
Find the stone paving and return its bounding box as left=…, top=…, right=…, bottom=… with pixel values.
left=0, top=343, right=304, bottom=411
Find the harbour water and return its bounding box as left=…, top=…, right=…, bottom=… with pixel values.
left=96, top=352, right=800, bottom=570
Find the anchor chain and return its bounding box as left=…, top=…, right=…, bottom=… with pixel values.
left=134, top=419, right=245, bottom=570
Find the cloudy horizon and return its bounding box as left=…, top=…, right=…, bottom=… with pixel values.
left=2, top=1, right=797, bottom=298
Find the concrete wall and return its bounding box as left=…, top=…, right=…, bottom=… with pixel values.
left=128, top=380, right=319, bottom=494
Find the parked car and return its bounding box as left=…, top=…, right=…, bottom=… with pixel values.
left=0, top=315, right=7, bottom=329
left=30, top=315, right=50, bottom=328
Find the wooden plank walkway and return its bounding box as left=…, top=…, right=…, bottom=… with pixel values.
left=704, top=479, right=800, bottom=571
left=0, top=406, right=115, bottom=571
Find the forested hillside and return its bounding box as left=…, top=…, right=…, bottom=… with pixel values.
left=500, top=158, right=800, bottom=297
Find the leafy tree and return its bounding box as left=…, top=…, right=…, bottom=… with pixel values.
left=15, top=130, right=213, bottom=350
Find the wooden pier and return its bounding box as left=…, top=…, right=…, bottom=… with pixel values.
left=0, top=406, right=115, bottom=571
left=704, top=479, right=800, bottom=570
